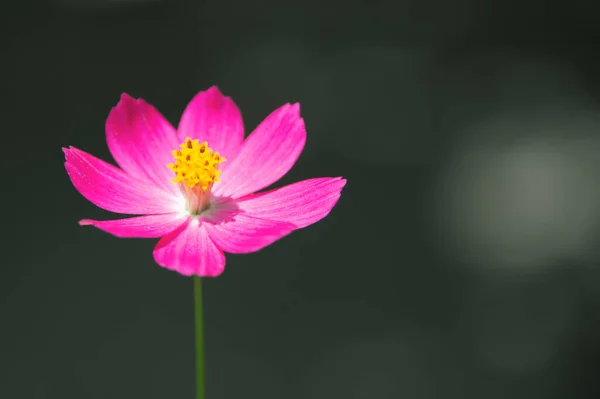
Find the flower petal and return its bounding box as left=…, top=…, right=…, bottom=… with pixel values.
left=153, top=218, right=225, bottom=277
left=105, top=93, right=181, bottom=194
left=79, top=213, right=187, bottom=238
left=177, top=86, right=244, bottom=168
left=64, top=147, right=180, bottom=215
left=202, top=210, right=296, bottom=254
left=234, top=177, right=346, bottom=228
left=213, top=103, right=306, bottom=198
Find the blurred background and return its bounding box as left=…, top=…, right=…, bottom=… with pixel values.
left=3, top=0, right=600, bottom=397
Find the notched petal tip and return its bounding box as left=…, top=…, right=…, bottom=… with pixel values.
left=62, top=146, right=79, bottom=165
left=62, top=145, right=76, bottom=158
left=188, top=86, right=230, bottom=111
left=336, top=177, right=347, bottom=187
left=119, top=92, right=135, bottom=102
left=322, top=176, right=347, bottom=188
left=278, top=102, right=300, bottom=116
left=112, top=93, right=148, bottom=116
left=206, top=85, right=223, bottom=95
left=290, top=102, right=301, bottom=115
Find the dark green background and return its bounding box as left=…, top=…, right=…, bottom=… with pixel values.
left=3, top=0, right=600, bottom=397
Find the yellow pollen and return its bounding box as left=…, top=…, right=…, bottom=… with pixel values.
left=167, top=137, right=226, bottom=190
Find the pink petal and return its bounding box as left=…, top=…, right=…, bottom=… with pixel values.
left=64, top=147, right=180, bottom=215
left=153, top=218, right=225, bottom=277
left=202, top=210, right=296, bottom=254
left=213, top=103, right=306, bottom=198
left=79, top=213, right=187, bottom=238
left=177, top=86, right=244, bottom=168
left=106, top=93, right=181, bottom=194
left=234, top=177, right=346, bottom=228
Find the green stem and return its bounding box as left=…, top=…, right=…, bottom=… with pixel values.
left=194, top=276, right=205, bottom=399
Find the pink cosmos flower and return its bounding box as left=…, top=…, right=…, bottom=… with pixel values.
left=63, top=87, right=346, bottom=277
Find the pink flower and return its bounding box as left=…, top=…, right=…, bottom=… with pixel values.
left=63, top=87, right=346, bottom=277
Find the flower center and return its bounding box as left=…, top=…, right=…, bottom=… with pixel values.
left=167, top=137, right=225, bottom=215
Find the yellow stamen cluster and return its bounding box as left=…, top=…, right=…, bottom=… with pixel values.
left=167, top=137, right=225, bottom=190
